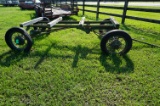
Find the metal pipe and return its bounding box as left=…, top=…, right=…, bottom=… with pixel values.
left=20, top=17, right=44, bottom=27
left=132, top=38, right=160, bottom=48
left=52, top=24, right=114, bottom=28
left=79, top=17, right=85, bottom=25
left=48, top=17, right=63, bottom=27
left=59, top=20, right=111, bottom=24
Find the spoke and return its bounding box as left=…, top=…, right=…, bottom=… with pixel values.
left=11, top=32, right=27, bottom=50
left=106, top=35, right=127, bottom=54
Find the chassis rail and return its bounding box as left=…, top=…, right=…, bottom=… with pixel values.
left=5, top=16, right=134, bottom=55
left=23, top=17, right=119, bottom=31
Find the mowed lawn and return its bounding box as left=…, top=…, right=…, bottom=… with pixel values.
left=0, top=5, right=160, bottom=105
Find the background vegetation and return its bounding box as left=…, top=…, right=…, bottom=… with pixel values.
left=0, top=5, right=160, bottom=105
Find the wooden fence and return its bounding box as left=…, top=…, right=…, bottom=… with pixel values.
left=77, top=0, right=160, bottom=24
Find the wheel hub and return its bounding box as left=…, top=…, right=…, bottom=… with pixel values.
left=15, top=36, right=25, bottom=45
left=110, top=39, right=122, bottom=49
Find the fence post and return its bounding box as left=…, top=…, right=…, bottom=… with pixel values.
left=96, top=0, right=101, bottom=21
left=71, top=0, right=74, bottom=12
left=122, top=0, right=129, bottom=24
left=82, top=0, right=85, bottom=15
left=56, top=0, right=58, bottom=6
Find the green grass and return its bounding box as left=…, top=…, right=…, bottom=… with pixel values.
left=0, top=5, right=160, bottom=105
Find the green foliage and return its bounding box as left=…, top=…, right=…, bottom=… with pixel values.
left=0, top=5, right=160, bottom=105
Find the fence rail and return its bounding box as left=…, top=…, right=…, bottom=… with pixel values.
left=77, top=0, right=160, bottom=24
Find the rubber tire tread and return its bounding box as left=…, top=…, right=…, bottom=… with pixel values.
left=100, top=29, right=132, bottom=55
left=5, top=27, right=33, bottom=52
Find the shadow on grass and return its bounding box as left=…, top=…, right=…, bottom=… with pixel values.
left=0, top=42, right=134, bottom=74
left=0, top=28, right=134, bottom=74
left=71, top=44, right=134, bottom=74
left=121, top=24, right=160, bottom=49
left=72, top=45, right=93, bottom=68
left=33, top=43, right=94, bottom=69
left=34, top=43, right=56, bottom=69
left=0, top=50, right=29, bottom=67
left=99, top=54, right=134, bottom=73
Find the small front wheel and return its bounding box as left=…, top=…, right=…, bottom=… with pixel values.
left=100, top=30, right=132, bottom=55
left=5, top=27, right=33, bottom=52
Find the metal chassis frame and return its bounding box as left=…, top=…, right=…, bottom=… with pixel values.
left=19, top=16, right=160, bottom=48
left=5, top=16, right=159, bottom=54
left=20, top=17, right=119, bottom=34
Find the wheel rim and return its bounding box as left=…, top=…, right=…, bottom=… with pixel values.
left=106, top=35, right=127, bottom=54
left=11, top=32, right=28, bottom=50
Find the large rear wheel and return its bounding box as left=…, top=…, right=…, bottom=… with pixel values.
left=100, top=30, right=132, bottom=55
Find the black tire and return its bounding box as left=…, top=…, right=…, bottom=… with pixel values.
left=100, top=30, right=132, bottom=55
left=5, top=27, right=33, bottom=52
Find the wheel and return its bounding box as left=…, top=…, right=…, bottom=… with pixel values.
left=100, top=30, right=132, bottom=55
left=5, top=27, right=33, bottom=52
